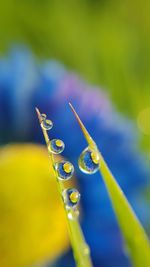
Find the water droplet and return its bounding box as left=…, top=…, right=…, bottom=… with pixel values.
left=48, top=139, right=65, bottom=154
left=41, top=113, right=47, bottom=120
left=63, top=188, right=80, bottom=208
left=83, top=245, right=90, bottom=255
left=55, top=161, right=74, bottom=180
left=67, top=211, right=74, bottom=220
left=41, top=119, right=53, bottom=130
left=67, top=209, right=79, bottom=220
left=78, top=147, right=100, bottom=174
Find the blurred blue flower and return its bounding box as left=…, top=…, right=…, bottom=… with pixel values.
left=0, top=47, right=149, bottom=267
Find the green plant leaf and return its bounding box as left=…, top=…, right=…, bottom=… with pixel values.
left=69, top=103, right=150, bottom=267
left=36, top=107, right=93, bottom=267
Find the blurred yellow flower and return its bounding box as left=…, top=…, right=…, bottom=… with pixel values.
left=0, top=144, right=70, bottom=267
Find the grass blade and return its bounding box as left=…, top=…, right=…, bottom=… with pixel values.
left=36, top=107, right=93, bottom=267
left=69, top=103, right=150, bottom=267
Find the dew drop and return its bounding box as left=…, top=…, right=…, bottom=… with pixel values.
left=83, top=245, right=90, bottom=255
left=63, top=188, right=80, bottom=208
left=55, top=161, right=74, bottom=180
left=67, top=211, right=74, bottom=220
left=41, top=119, right=53, bottom=130
left=78, top=147, right=100, bottom=174
left=67, top=209, right=79, bottom=220
left=48, top=139, right=65, bottom=154
left=40, top=113, right=47, bottom=120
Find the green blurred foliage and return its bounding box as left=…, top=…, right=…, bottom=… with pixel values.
left=0, top=0, right=150, bottom=150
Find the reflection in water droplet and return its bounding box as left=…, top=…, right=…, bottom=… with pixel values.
left=41, top=119, right=53, bottom=130
left=78, top=147, right=100, bottom=174
left=48, top=139, right=65, bottom=154
left=55, top=161, right=74, bottom=180
left=63, top=188, right=80, bottom=208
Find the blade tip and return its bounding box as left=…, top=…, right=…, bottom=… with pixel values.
left=35, top=107, right=41, bottom=118
left=69, top=102, right=73, bottom=109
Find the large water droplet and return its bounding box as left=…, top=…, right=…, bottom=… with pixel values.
left=55, top=161, right=74, bottom=180
left=41, top=119, right=53, bottom=130
left=78, top=147, right=100, bottom=174
left=48, top=139, right=65, bottom=154
left=63, top=188, right=80, bottom=208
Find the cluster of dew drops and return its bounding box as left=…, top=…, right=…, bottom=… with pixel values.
left=40, top=112, right=100, bottom=216
left=40, top=113, right=80, bottom=211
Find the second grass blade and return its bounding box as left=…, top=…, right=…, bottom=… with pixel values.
left=69, top=103, right=150, bottom=267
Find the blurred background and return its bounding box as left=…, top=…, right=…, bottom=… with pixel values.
left=0, top=0, right=150, bottom=150
left=0, top=1, right=150, bottom=267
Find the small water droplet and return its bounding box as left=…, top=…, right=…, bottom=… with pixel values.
left=67, top=209, right=79, bottom=220
left=82, top=245, right=90, bottom=256
left=63, top=188, right=80, bottom=208
left=55, top=161, right=74, bottom=180
left=41, top=119, right=53, bottom=130
left=78, top=147, right=100, bottom=174
left=67, top=211, right=74, bottom=220
left=48, top=139, right=65, bottom=154
left=41, top=113, right=47, bottom=120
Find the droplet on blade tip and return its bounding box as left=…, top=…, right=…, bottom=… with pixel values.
left=41, top=119, right=53, bottom=130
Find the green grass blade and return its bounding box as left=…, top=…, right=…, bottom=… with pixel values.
left=36, top=107, right=93, bottom=267
left=69, top=103, right=150, bottom=267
